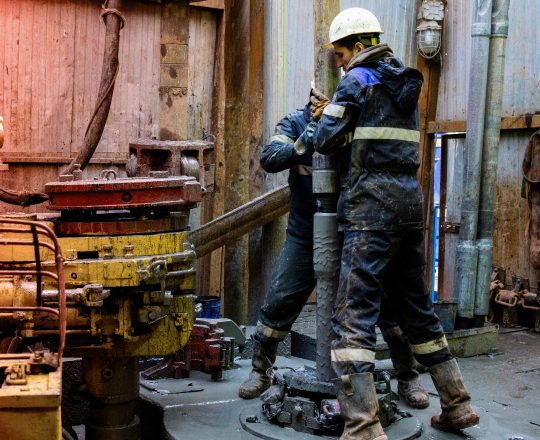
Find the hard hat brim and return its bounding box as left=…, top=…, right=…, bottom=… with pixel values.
left=321, top=29, right=385, bottom=50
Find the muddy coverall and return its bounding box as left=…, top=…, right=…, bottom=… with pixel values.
left=312, top=53, right=452, bottom=376
left=257, top=103, right=413, bottom=351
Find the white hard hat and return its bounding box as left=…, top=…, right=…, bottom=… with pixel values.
left=322, top=8, right=384, bottom=49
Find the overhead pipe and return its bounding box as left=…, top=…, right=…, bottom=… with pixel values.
left=474, top=0, right=511, bottom=327
left=453, top=0, right=493, bottom=330
left=313, top=0, right=341, bottom=383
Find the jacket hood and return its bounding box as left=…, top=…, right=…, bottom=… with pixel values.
left=348, top=45, right=424, bottom=114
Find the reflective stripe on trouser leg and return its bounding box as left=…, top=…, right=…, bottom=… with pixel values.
left=411, top=335, right=449, bottom=355
left=258, top=236, right=317, bottom=344
left=256, top=321, right=289, bottom=340
left=331, top=346, right=376, bottom=376
left=410, top=334, right=452, bottom=367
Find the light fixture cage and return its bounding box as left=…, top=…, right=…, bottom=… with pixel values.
left=416, top=20, right=442, bottom=59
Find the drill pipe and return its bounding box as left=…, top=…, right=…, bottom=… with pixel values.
left=190, top=184, right=290, bottom=259
left=453, top=0, right=492, bottom=329
left=313, top=0, right=341, bottom=383
left=474, top=0, right=511, bottom=326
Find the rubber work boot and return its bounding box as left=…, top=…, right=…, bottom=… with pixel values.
left=332, top=373, right=388, bottom=440
left=389, top=345, right=430, bottom=409
left=429, top=358, right=480, bottom=432
left=238, top=337, right=278, bottom=399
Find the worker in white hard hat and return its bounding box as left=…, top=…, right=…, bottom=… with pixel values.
left=295, top=7, right=481, bottom=440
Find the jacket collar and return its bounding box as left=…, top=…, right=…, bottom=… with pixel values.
left=346, top=43, right=394, bottom=72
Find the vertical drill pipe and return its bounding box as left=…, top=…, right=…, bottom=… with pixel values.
left=313, top=0, right=340, bottom=382
left=453, top=0, right=492, bottom=329
left=474, top=0, right=511, bottom=326
left=65, top=0, right=123, bottom=174
left=313, top=214, right=342, bottom=382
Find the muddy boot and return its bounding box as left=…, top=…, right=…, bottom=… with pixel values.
left=429, top=358, right=480, bottom=431
left=238, top=337, right=278, bottom=399
left=389, top=345, right=430, bottom=409
left=332, top=373, right=388, bottom=440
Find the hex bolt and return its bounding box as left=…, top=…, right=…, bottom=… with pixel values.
left=148, top=310, right=158, bottom=321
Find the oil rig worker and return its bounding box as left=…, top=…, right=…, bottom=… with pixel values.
left=238, top=94, right=431, bottom=412
left=306, top=7, right=480, bottom=440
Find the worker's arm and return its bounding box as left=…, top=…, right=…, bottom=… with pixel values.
left=312, top=75, right=364, bottom=156
left=260, top=113, right=312, bottom=173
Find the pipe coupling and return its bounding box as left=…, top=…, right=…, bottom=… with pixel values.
left=491, top=22, right=509, bottom=36
left=471, top=23, right=491, bottom=37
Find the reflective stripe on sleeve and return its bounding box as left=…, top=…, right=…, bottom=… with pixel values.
left=270, top=134, right=294, bottom=144
left=323, top=104, right=346, bottom=118
left=256, top=321, right=289, bottom=340
left=354, top=127, right=421, bottom=143
left=411, top=335, right=448, bottom=355
left=331, top=348, right=376, bottom=364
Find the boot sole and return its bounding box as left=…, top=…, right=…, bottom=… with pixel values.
left=431, top=414, right=480, bottom=432
left=398, top=390, right=430, bottom=409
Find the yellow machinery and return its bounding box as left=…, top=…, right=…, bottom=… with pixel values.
left=0, top=159, right=205, bottom=440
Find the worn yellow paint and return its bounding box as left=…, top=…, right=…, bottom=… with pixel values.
left=0, top=358, right=61, bottom=440
left=0, top=220, right=197, bottom=358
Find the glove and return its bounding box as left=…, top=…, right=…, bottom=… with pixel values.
left=310, top=88, right=330, bottom=122
left=294, top=121, right=317, bottom=156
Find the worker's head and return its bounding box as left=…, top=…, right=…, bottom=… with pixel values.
left=323, top=8, right=384, bottom=70
left=332, top=34, right=380, bottom=70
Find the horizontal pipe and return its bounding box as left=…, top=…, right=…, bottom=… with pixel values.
left=191, top=184, right=290, bottom=258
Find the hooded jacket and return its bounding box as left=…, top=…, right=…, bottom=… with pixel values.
left=260, top=103, right=318, bottom=243
left=313, top=44, right=424, bottom=231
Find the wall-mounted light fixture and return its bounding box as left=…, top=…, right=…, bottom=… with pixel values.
left=416, top=0, right=444, bottom=59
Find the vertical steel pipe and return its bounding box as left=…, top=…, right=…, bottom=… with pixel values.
left=474, top=0, right=511, bottom=327
left=84, top=357, right=140, bottom=440
left=313, top=0, right=340, bottom=382
left=453, top=0, right=492, bottom=329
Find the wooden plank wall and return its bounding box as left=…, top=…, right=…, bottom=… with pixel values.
left=0, top=0, right=219, bottom=217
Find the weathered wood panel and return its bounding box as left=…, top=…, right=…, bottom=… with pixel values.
left=493, top=131, right=538, bottom=288
left=187, top=8, right=217, bottom=141
left=0, top=0, right=161, bottom=165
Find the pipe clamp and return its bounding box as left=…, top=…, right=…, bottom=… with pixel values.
left=471, top=23, right=491, bottom=37
left=491, top=23, right=509, bottom=36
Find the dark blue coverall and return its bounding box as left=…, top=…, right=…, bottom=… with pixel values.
left=257, top=102, right=409, bottom=352
left=312, top=55, right=452, bottom=376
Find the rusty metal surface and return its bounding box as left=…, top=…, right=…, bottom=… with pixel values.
left=56, top=215, right=189, bottom=236
left=45, top=175, right=201, bottom=211
left=128, top=140, right=214, bottom=189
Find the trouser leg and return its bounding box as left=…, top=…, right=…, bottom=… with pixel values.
left=331, top=231, right=399, bottom=377
left=381, top=230, right=478, bottom=429
left=379, top=301, right=430, bottom=409
left=257, top=235, right=317, bottom=343
left=240, top=236, right=316, bottom=399
left=381, top=230, right=452, bottom=367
